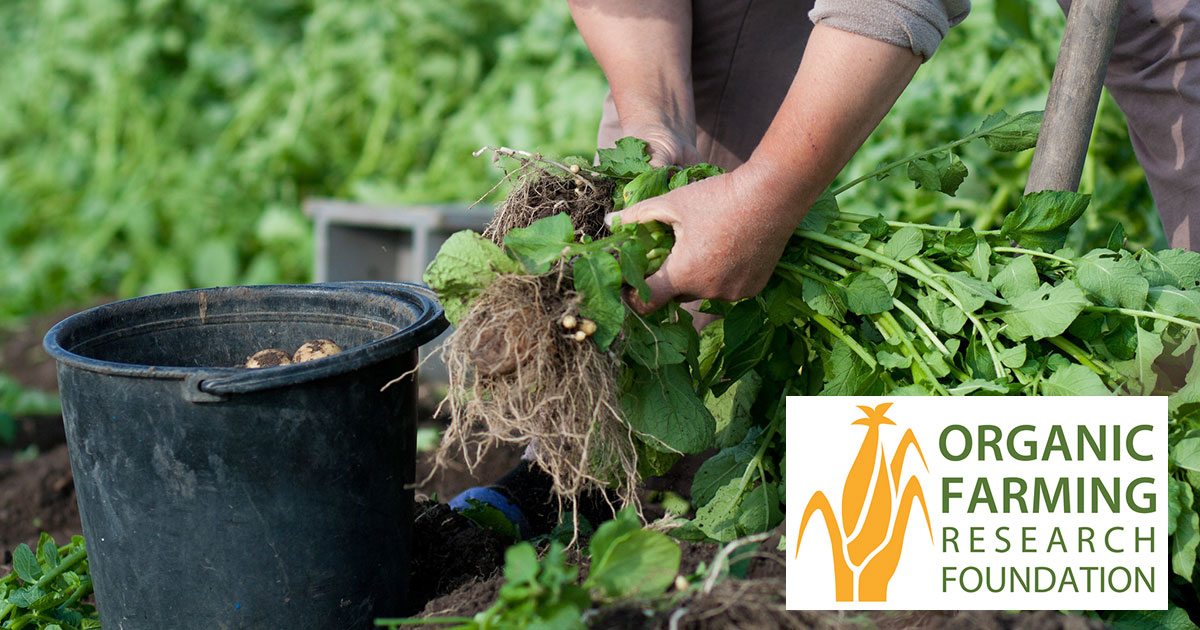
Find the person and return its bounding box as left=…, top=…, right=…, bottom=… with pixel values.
left=578, top=0, right=1198, bottom=319
left=452, top=0, right=1199, bottom=536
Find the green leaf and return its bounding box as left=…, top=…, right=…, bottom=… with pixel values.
left=621, top=364, right=715, bottom=455
left=1113, top=323, right=1163, bottom=395
left=843, top=272, right=892, bottom=315
left=967, top=238, right=992, bottom=281
left=621, top=167, right=673, bottom=208
left=976, top=110, right=1042, bottom=152
left=1101, top=607, right=1198, bottom=630
left=589, top=506, right=641, bottom=566
left=503, top=212, right=575, bottom=274
left=423, top=230, right=524, bottom=325
left=992, top=255, right=1040, bottom=300
left=691, top=438, right=756, bottom=507
left=1001, top=190, right=1090, bottom=252
left=461, top=498, right=521, bottom=542
left=1107, top=222, right=1128, bottom=251
left=587, top=529, right=681, bottom=598
left=13, top=543, right=42, bottom=583
left=37, top=533, right=59, bottom=572
left=1170, top=491, right=1199, bottom=579
left=918, top=292, right=967, bottom=335
left=503, top=543, right=540, bottom=584
left=1075, top=249, right=1149, bottom=310
left=1173, top=437, right=1200, bottom=471
left=860, top=216, right=889, bottom=239
left=997, top=280, right=1089, bottom=340
left=802, top=277, right=846, bottom=322
left=704, top=371, right=762, bottom=449
left=943, top=228, right=977, bottom=258
left=906, top=151, right=968, bottom=196
left=820, top=341, right=882, bottom=396
left=635, top=439, right=682, bottom=478
left=669, top=163, right=723, bottom=189
left=998, top=344, right=1027, bottom=369
left=876, top=349, right=912, bottom=369
left=883, top=227, right=923, bottom=261
left=1168, top=477, right=1189, bottom=536
left=615, top=227, right=652, bottom=302
left=1103, top=315, right=1138, bottom=360
left=797, top=189, right=839, bottom=233
left=596, top=136, right=652, bottom=178
left=625, top=319, right=690, bottom=369
left=573, top=251, right=625, bottom=350
left=1140, top=249, right=1200, bottom=290
left=737, top=482, right=784, bottom=535
left=938, top=271, right=1005, bottom=313
left=1147, top=286, right=1200, bottom=320
left=1041, top=364, right=1112, bottom=396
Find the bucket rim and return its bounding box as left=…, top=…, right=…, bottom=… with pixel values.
left=42, top=282, right=447, bottom=394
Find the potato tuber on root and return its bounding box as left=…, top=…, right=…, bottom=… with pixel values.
left=293, top=339, right=343, bottom=363
left=245, top=349, right=292, bottom=368
left=433, top=270, right=638, bottom=517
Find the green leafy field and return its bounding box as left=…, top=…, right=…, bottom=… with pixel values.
left=0, top=0, right=605, bottom=328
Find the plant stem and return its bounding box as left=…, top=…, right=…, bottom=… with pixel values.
left=474, top=145, right=602, bottom=186
left=992, top=246, right=1074, bottom=265
left=801, top=307, right=878, bottom=369
left=1085, top=305, right=1200, bottom=330
left=34, top=547, right=87, bottom=591
left=1046, top=336, right=1122, bottom=382
left=831, top=112, right=1040, bottom=195
left=837, top=211, right=1003, bottom=235
left=890, top=298, right=951, bottom=356
left=798, top=229, right=1006, bottom=377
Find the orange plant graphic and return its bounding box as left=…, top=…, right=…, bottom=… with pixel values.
left=793, top=402, right=933, bottom=602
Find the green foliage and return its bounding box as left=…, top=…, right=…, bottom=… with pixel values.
left=0, top=0, right=606, bottom=327
left=460, top=499, right=521, bottom=543
left=836, top=0, right=1159, bottom=254
left=376, top=508, right=681, bottom=630
left=0, top=534, right=98, bottom=630
left=428, top=119, right=1200, bottom=619
left=423, top=232, right=524, bottom=325
left=0, top=375, right=63, bottom=445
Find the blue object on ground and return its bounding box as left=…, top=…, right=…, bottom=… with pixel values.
left=449, top=487, right=531, bottom=538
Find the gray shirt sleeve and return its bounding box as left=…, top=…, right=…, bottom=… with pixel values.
left=809, top=0, right=971, bottom=60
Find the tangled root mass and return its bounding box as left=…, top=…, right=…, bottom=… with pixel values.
left=436, top=168, right=638, bottom=517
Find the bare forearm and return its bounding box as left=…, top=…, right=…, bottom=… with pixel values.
left=742, top=23, right=923, bottom=224
left=566, top=0, right=694, bottom=130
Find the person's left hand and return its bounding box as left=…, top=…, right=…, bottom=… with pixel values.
left=607, top=163, right=816, bottom=314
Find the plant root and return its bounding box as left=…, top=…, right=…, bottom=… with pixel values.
left=434, top=269, right=639, bottom=515
left=483, top=167, right=615, bottom=244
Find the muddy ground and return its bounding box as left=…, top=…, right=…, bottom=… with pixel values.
left=1, top=309, right=1113, bottom=628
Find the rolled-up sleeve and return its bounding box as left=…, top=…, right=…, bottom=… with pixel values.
left=809, top=0, right=971, bottom=60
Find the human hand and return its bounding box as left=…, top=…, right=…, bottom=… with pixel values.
left=619, top=118, right=700, bottom=168
left=607, top=163, right=816, bottom=314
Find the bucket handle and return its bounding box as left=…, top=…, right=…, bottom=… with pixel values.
left=184, top=283, right=446, bottom=402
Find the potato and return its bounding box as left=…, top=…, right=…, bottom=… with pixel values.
left=292, top=339, right=343, bottom=363
left=245, top=349, right=292, bottom=368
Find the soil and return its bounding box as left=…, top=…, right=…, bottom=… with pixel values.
left=0, top=310, right=1115, bottom=628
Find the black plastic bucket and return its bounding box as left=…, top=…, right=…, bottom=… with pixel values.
left=42, top=282, right=446, bottom=629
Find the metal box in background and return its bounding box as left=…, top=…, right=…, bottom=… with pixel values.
left=304, top=198, right=493, bottom=382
